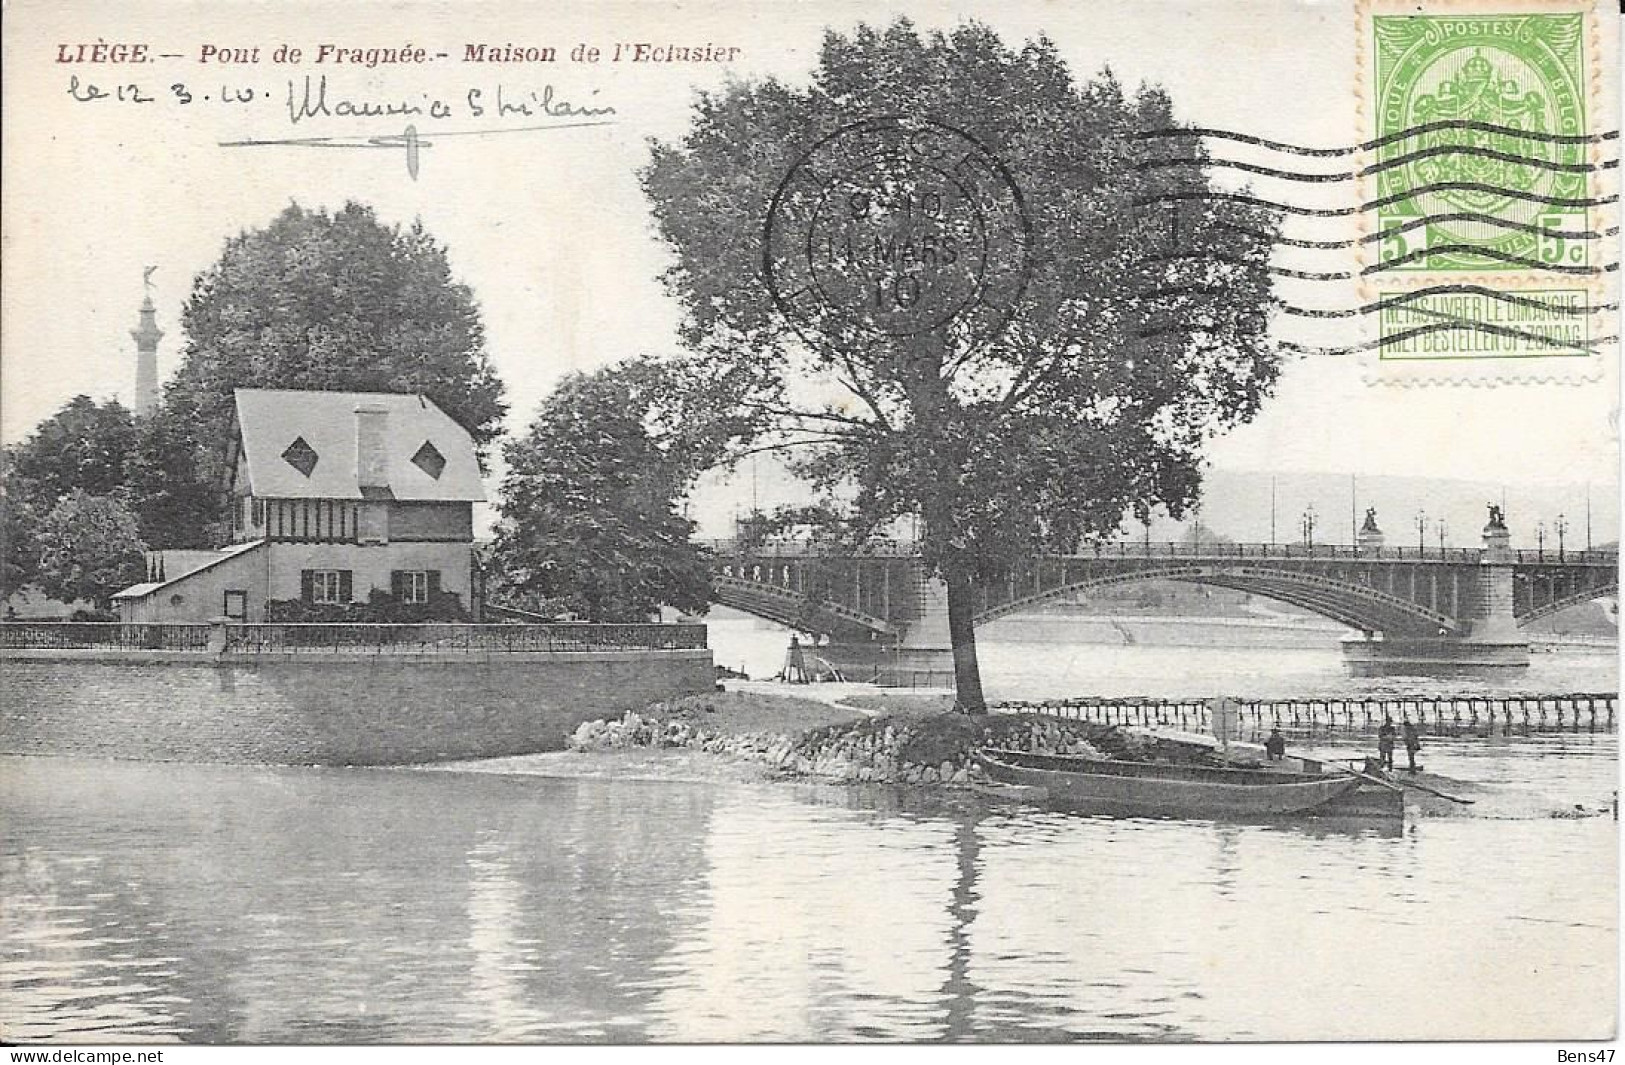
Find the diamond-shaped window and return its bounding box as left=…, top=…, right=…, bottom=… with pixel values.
left=281, top=436, right=318, bottom=477
left=411, top=440, right=446, bottom=480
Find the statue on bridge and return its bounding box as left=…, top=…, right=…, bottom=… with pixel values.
left=1486, top=503, right=1507, bottom=530
left=1360, top=507, right=1381, bottom=535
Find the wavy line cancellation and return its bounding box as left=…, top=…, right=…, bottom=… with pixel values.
left=1136, top=185, right=1616, bottom=219
left=1138, top=147, right=1615, bottom=183
left=1135, top=120, right=1620, bottom=158
left=1141, top=318, right=1610, bottom=357
left=1135, top=283, right=1617, bottom=320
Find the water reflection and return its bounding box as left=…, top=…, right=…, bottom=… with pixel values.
left=2, top=751, right=1616, bottom=1043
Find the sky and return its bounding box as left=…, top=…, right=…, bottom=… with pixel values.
left=2, top=0, right=1618, bottom=538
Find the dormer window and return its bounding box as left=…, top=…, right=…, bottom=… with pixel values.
left=411, top=440, right=446, bottom=480
left=281, top=436, right=318, bottom=477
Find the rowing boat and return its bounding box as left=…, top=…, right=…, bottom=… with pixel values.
left=974, top=748, right=1365, bottom=818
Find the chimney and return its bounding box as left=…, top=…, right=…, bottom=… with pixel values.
left=355, top=402, right=391, bottom=490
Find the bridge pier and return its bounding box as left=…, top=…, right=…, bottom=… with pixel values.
left=876, top=571, right=955, bottom=688
left=1340, top=516, right=1530, bottom=675
left=802, top=570, right=956, bottom=688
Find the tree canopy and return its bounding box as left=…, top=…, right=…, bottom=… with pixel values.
left=6, top=396, right=136, bottom=513
left=34, top=490, right=147, bottom=610
left=1, top=477, right=42, bottom=600
left=132, top=201, right=506, bottom=547
left=489, top=360, right=714, bottom=622
left=642, top=21, right=1283, bottom=708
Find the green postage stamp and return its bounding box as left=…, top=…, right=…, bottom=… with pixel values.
left=1370, top=10, right=1592, bottom=274
left=1360, top=0, right=1612, bottom=382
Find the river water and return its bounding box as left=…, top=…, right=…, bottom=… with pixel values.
left=2, top=616, right=1617, bottom=1043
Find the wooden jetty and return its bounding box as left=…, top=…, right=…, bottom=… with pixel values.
left=990, top=692, right=1618, bottom=738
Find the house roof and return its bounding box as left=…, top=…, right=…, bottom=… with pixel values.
left=113, top=541, right=266, bottom=600
left=232, top=389, right=485, bottom=502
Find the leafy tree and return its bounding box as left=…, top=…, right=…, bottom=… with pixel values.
left=491, top=360, right=713, bottom=622
left=6, top=396, right=136, bottom=512
left=35, top=490, right=147, bottom=610
left=1, top=475, right=42, bottom=600
left=132, top=201, right=507, bottom=547
left=642, top=20, right=1281, bottom=709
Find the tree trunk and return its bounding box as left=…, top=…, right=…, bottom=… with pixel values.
left=945, top=567, right=986, bottom=713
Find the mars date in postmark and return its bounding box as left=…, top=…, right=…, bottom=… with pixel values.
left=762, top=117, right=1031, bottom=357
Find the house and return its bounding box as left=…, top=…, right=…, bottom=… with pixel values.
left=115, top=388, right=485, bottom=623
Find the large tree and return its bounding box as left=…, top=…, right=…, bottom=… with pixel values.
left=6, top=396, right=137, bottom=512
left=0, top=474, right=42, bottom=600
left=642, top=21, right=1281, bottom=709
left=131, top=201, right=507, bottom=547
left=35, top=490, right=147, bottom=610
left=490, top=360, right=714, bottom=622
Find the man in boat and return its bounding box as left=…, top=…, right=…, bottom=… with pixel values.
left=1402, top=719, right=1422, bottom=772
left=1377, top=718, right=1396, bottom=770
left=1264, top=727, right=1286, bottom=761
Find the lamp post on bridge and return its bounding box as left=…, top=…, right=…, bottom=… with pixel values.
left=1536, top=521, right=1546, bottom=561
left=1438, top=519, right=1447, bottom=554
left=1555, top=513, right=1568, bottom=562
left=1413, top=509, right=1428, bottom=555
left=1300, top=504, right=1317, bottom=551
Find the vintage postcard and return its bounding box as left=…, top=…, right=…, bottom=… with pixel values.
left=1, top=0, right=1617, bottom=1051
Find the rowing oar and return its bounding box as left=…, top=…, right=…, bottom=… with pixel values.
left=1395, top=775, right=1475, bottom=805
left=1335, top=765, right=1406, bottom=794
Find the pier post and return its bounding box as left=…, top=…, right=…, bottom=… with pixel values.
left=877, top=566, right=955, bottom=688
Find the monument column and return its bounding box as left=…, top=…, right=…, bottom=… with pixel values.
left=130, top=291, right=163, bottom=416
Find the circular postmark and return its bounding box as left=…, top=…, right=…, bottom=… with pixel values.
left=763, top=116, right=1031, bottom=356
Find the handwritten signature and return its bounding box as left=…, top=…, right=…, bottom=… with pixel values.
left=218, top=76, right=618, bottom=179
left=286, top=74, right=615, bottom=125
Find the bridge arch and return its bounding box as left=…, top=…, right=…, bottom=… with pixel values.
left=970, top=564, right=1462, bottom=637
left=710, top=574, right=898, bottom=637
left=1516, top=580, right=1619, bottom=627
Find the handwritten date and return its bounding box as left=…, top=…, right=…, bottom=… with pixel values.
left=67, top=75, right=255, bottom=105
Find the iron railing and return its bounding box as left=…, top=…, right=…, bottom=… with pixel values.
left=0, top=622, right=213, bottom=651
left=1, top=622, right=708, bottom=653
left=707, top=538, right=1619, bottom=565
left=1511, top=549, right=1619, bottom=565
left=223, top=622, right=707, bottom=653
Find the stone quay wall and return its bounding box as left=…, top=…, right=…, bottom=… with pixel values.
left=0, top=649, right=714, bottom=766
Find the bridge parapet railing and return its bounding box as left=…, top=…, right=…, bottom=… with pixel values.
left=1066, top=542, right=1487, bottom=562
left=1511, top=549, right=1620, bottom=565
left=701, top=538, right=1616, bottom=565
left=701, top=538, right=919, bottom=558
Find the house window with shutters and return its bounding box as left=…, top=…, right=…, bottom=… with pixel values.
left=301, top=569, right=352, bottom=605
left=391, top=569, right=439, bottom=604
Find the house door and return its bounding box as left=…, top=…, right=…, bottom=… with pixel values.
left=223, top=590, right=248, bottom=621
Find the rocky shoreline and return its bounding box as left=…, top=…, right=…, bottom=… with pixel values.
left=567, top=692, right=1121, bottom=787
left=550, top=691, right=1614, bottom=820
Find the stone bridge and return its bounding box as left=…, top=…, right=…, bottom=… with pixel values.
left=708, top=527, right=1616, bottom=683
